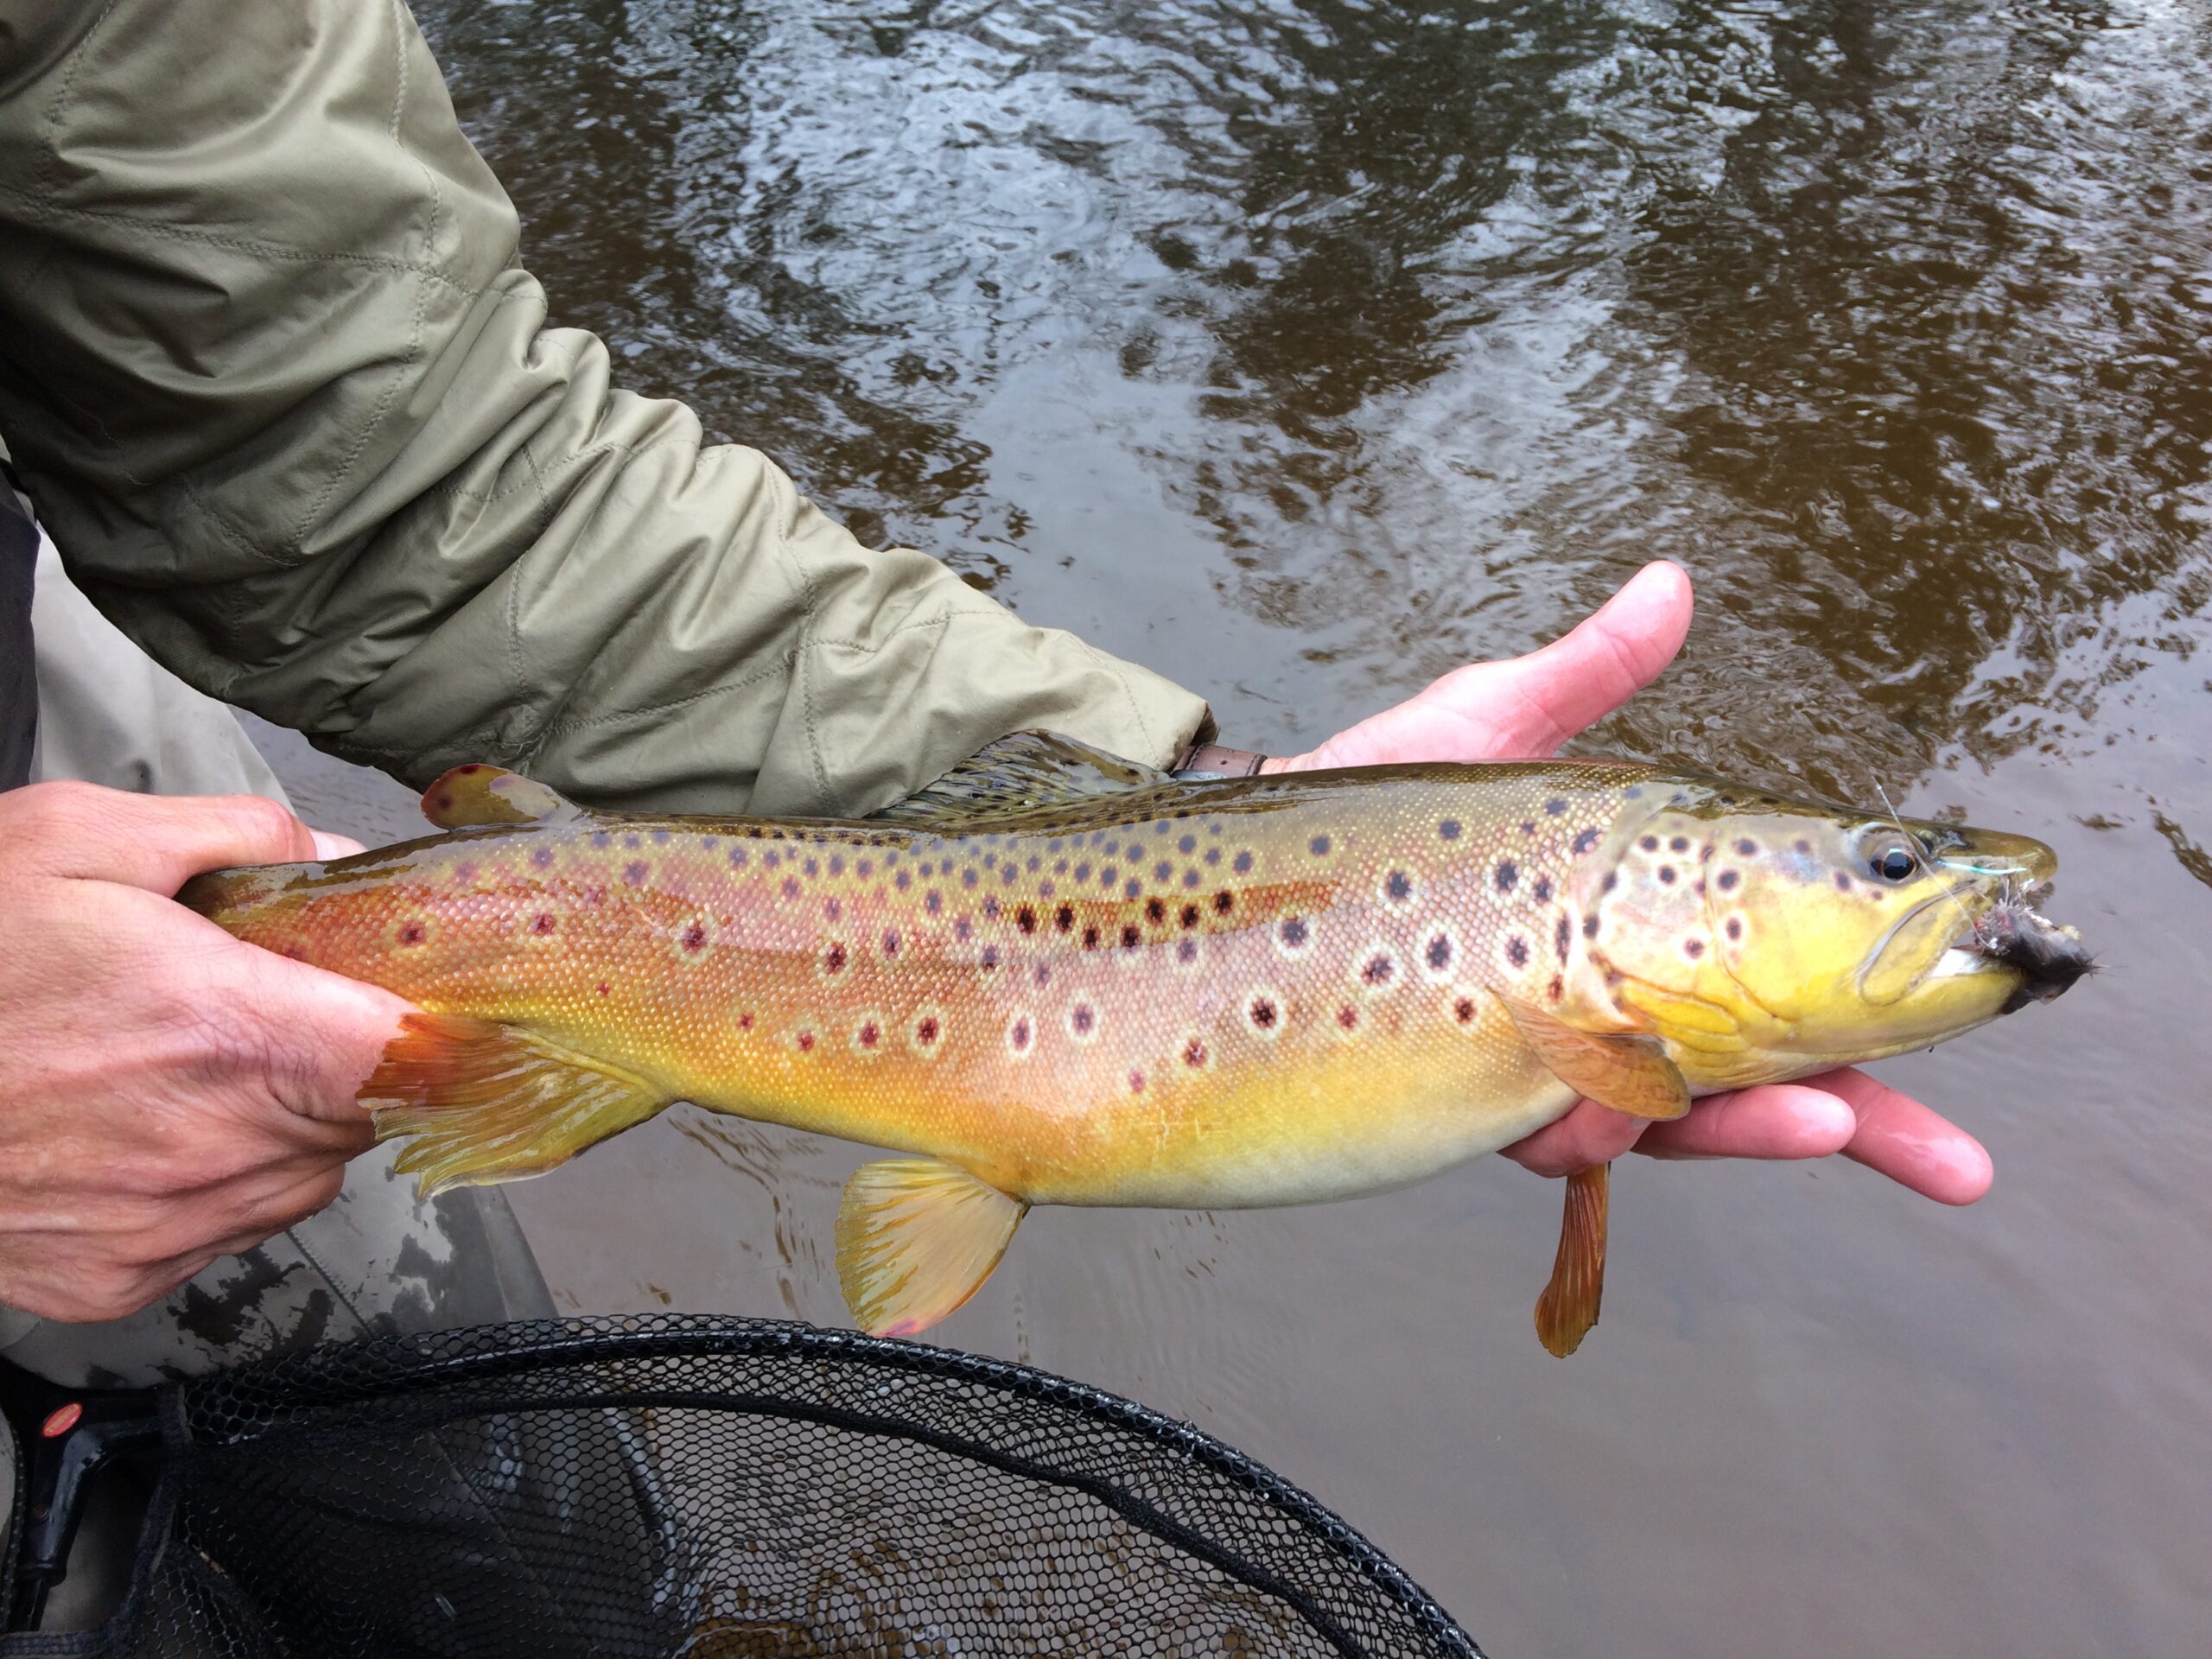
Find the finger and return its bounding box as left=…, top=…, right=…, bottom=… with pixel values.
left=1499, top=1099, right=1649, bottom=1178
left=22, top=783, right=320, bottom=893
left=1634, top=1084, right=1859, bottom=1160
left=216, top=949, right=413, bottom=1125
left=310, top=830, right=367, bottom=860
left=1466, top=559, right=1693, bottom=755
left=1820, top=1067, right=1994, bottom=1205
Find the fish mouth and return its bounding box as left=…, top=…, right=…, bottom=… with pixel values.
left=1956, top=880, right=2094, bottom=1014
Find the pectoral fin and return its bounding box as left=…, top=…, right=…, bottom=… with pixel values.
left=421, top=765, right=579, bottom=829
left=1535, top=1163, right=1610, bottom=1357
left=1498, top=995, right=1690, bottom=1120
left=836, top=1159, right=1029, bottom=1338
left=363, top=1013, right=668, bottom=1196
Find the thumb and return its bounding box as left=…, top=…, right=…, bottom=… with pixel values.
left=1428, top=560, right=1693, bottom=756
left=211, top=933, right=415, bottom=1130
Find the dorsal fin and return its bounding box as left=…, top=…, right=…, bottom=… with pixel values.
left=869, top=730, right=1176, bottom=825
left=421, top=765, right=579, bottom=830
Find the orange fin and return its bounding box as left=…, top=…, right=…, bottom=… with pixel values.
left=362, top=1013, right=666, bottom=1197
left=1499, top=995, right=1689, bottom=1120
left=421, top=765, right=577, bottom=830
left=836, top=1159, right=1029, bottom=1338
left=1535, top=1163, right=1610, bottom=1357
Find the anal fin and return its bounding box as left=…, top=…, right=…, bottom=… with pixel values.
left=836, top=1159, right=1029, bottom=1338
left=363, top=1013, right=668, bottom=1197
left=1534, top=1163, right=1609, bottom=1357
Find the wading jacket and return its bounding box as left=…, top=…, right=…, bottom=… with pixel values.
left=0, top=0, right=1209, bottom=815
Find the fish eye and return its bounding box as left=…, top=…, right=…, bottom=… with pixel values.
left=1866, top=838, right=1919, bottom=882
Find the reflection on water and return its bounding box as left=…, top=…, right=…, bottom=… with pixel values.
left=385, top=2, right=2212, bottom=1653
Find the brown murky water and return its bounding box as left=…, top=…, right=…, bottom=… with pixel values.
left=274, top=1, right=2212, bottom=1650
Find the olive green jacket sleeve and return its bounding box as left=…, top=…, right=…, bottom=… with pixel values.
left=0, top=0, right=1209, bottom=817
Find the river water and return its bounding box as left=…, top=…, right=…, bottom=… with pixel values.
left=279, top=1, right=2212, bottom=1650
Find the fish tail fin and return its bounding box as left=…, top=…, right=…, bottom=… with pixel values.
left=364, top=1013, right=667, bottom=1198
left=836, top=1159, right=1029, bottom=1338
left=1535, top=1162, right=1610, bottom=1357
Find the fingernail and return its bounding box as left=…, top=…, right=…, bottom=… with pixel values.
left=309, top=830, right=366, bottom=861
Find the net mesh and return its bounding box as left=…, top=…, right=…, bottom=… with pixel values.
left=16, top=1315, right=1481, bottom=1658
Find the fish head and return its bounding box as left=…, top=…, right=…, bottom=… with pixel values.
left=1579, top=786, right=2089, bottom=1086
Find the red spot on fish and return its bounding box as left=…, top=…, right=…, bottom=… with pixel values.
left=1183, top=1038, right=1208, bottom=1068
left=1055, top=905, right=1075, bottom=932
left=1145, top=897, right=1166, bottom=924
left=1548, top=976, right=1564, bottom=1001
left=457, top=764, right=483, bottom=774
left=823, top=943, right=848, bottom=973
left=1212, top=891, right=1234, bottom=914
left=881, top=929, right=901, bottom=957
left=1249, top=995, right=1278, bottom=1031
left=534, top=912, right=557, bottom=936
left=1363, top=952, right=1395, bottom=986
left=1338, top=1005, right=1358, bottom=1030
left=596, top=982, right=610, bottom=996
left=858, top=1021, right=880, bottom=1048
left=1071, top=1004, right=1096, bottom=1036
left=1454, top=997, right=1477, bottom=1024
left=739, top=1012, right=753, bottom=1028
left=1129, top=1069, right=1146, bottom=1093
left=1082, top=924, right=1102, bottom=950
left=1180, top=903, right=1200, bottom=928
left=798, top=1031, right=816, bottom=1052
left=1121, top=924, right=1142, bottom=950
left=917, top=1016, right=939, bottom=1045
left=682, top=922, right=708, bottom=951
left=397, top=922, right=426, bottom=945
left=1016, top=906, right=1038, bottom=933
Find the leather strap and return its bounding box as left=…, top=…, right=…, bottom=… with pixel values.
left=1172, top=741, right=1268, bottom=779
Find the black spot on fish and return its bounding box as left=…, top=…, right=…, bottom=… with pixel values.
left=1363, top=953, right=1395, bottom=987
left=1281, top=918, right=1309, bottom=949
left=1532, top=875, right=1553, bottom=903
left=1658, top=867, right=1676, bottom=885
left=1572, top=828, right=1600, bottom=855
left=1427, top=934, right=1452, bottom=972
left=1546, top=798, right=1567, bottom=817
left=1556, top=916, right=1572, bottom=961
left=980, top=944, right=1001, bottom=971
left=1180, top=903, right=1201, bottom=929
left=1183, top=869, right=1202, bottom=888
left=1179, top=834, right=1197, bottom=854
left=1075, top=861, right=1091, bottom=881
left=1145, top=897, right=1166, bottom=924
left=882, top=929, right=901, bottom=957
left=1125, top=880, right=1141, bottom=899
left=1083, top=924, right=1102, bottom=950
left=1054, top=905, right=1074, bottom=932
left=1102, top=866, right=1118, bottom=886
left=1386, top=870, right=1413, bottom=902
left=1795, top=839, right=1813, bottom=855
left=1583, top=914, right=1599, bottom=938
left=1495, top=861, right=1519, bottom=893
left=1214, top=891, right=1235, bottom=914
left=1738, top=839, right=1759, bottom=857
left=1835, top=871, right=1853, bottom=892
left=1624, top=785, right=1643, bottom=799
left=1311, top=834, right=1332, bottom=856
left=1718, top=870, right=1739, bottom=892
left=1726, top=918, right=1744, bottom=940
left=1249, top=995, right=1279, bottom=1031
left=1122, top=924, right=1142, bottom=949
left=1177, top=938, right=1199, bottom=964
left=1640, top=836, right=1659, bottom=852
left=1016, top=906, right=1038, bottom=934
left=1685, top=939, right=1705, bottom=958
left=1440, top=819, right=1462, bottom=841
left=1233, top=850, right=1255, bottom=874
left=1154, top=861, right=1173, bottom=881
left=1506, top=936, right=1529, bottom=968
left=1669, top=836, right=1689, bottom=854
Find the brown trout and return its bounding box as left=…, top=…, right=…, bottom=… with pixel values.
left=182, top=734, right=2088, bottom=1353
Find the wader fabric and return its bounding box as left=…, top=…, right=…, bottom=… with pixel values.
left=0, top=0, right=1210, bottom=825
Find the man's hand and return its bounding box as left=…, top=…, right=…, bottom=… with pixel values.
left=1267, top=561, right=1994, bottom=1206
left=0, top=783, right=410, bottom=1322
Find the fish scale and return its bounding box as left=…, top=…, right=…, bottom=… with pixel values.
left=183, top=734, right=2083, bottom=1351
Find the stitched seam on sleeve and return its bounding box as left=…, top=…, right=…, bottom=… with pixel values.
left=0, top=182, right=481, bottom=293
left=528, top=651, right=800, bottom=741
left=29, top=2, right=120, bottom=214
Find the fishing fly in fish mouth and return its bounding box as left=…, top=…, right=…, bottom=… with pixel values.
left=181, top=694, right=2089, bottom=1357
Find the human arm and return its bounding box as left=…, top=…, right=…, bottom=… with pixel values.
left=0, top=0, right=1206, bottom=820
left=1265, top=561, right=1995, bottom=1205
left=0, top=783, right=409, bottom=1321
